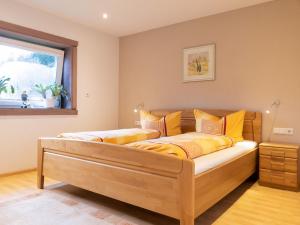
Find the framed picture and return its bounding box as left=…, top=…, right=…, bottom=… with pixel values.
left=183, top=44, right=215, bottom=82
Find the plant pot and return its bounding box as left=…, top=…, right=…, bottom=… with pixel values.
left=45, top=96, right=61, bottom=108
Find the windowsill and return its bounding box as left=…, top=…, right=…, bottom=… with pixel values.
left=0, top=108, right=78, bottom=116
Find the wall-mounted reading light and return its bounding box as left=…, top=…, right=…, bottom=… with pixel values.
left=133, top=103, right=144, bottom=113
left=265, top=99, right=280, bottom=114
left=266, top=99, right=281, bottom=141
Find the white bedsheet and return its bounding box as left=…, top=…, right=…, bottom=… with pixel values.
left=193, top=140, right=257, bottom=175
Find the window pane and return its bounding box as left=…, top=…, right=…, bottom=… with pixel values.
left=0, top=38, right=64, bottom=108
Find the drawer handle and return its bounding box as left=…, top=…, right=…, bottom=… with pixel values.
left=271, top=170, right=284, bottom=176
left=271, top=151, right=285, bottom=157
left=271, top=161, right=284, bottom=166
left=271, top=156, right=284, bottom=162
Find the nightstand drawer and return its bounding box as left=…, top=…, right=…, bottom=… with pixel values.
left=260, top=155, right=298, bottom=172
left=260, top=147, right=298, bottom=159
left=260, top=169, right=298, bottom=188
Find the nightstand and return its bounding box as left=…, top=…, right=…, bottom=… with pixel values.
left=259, top=142, right=299, bottom=191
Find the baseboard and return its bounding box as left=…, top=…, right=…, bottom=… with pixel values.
left=0, top=168, right=36, bottom=177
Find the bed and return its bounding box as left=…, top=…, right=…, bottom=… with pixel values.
left=37, top=109, right=262, bottom=225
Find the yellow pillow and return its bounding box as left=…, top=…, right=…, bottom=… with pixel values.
left=140, top=110, right=182, bottom=137
left=225, top=110, right=246, bottom=142
left=194, top=109, right=246, bottom=141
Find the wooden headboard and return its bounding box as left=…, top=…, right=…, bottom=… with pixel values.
left=150, top=109, right=262, bottom=143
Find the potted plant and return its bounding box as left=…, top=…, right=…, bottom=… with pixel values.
left=48, top=83, right=68, bottom=108
left=0, top=76, right=14, bottom=95
left=33, top=84, right=48, bottom=99
left=33, top=84, right=49, bottom=107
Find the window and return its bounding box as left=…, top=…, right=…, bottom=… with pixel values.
left=0, top=36, right=64, bottom=108
left=0, top=20, right=78, bottom=115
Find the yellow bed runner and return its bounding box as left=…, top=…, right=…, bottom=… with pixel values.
left=127, top=132, right=234, bottom=159
left=58, top=128, right=160, bottom=145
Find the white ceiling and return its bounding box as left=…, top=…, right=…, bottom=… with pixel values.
left=14, top=0, right=272, bottom=37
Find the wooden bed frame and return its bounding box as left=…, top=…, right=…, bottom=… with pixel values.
left=37, top=109, right=262, bottom=225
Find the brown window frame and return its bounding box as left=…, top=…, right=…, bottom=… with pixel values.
left=0, top=20, right=78, bottom=115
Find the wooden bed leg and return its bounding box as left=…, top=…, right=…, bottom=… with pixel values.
left=37, top=139, right=44, bottom=189
left=179, top=160, right=195, bottom=225
left=180, top=215, right=194, bottom=225
left=37, top=174, right=44, bottom=189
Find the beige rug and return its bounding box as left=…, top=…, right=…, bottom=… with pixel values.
left=0, top=189, right=139, bottom=225
left=0, top=181, right=254, bottom=225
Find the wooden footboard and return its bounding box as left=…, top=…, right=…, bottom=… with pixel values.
left=38, top=138, right=257, bottom=225
left=38, top=138, right=195, bottom=225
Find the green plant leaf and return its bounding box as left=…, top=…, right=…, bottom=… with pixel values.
left=0, top=76, right=12, bottom=95
left=33, top=83, right=49, bottom=99
left=49, top=83, right=68, bottom=98
left=10, top=85, right=15, bottom=94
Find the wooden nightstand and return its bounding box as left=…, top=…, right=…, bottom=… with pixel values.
left=259, top=142, right=299, bottom=191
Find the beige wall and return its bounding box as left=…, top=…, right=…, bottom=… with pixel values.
left=0, top=1, right=119, bottom=174
left=119, top=0, right=300, bottom=143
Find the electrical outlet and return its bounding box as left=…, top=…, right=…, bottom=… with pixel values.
left=273, top=128, right=294, bottom=135
left=135, top=120, right=141, bottom=126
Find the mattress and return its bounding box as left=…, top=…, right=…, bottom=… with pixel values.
left=193, top=140, right=257, bottom=175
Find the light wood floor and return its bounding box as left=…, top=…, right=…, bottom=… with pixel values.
left=0, top=171, right=57, bottom=198
left=0, top=171, right=300, bottom=225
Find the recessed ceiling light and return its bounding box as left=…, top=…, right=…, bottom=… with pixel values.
left=102, top=13, right=108, bottom=20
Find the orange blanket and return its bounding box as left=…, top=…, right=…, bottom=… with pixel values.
left=127, top=132, right=234, bottom=159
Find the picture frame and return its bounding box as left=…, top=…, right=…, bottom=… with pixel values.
left=183, top=44, right=215, bottom=82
